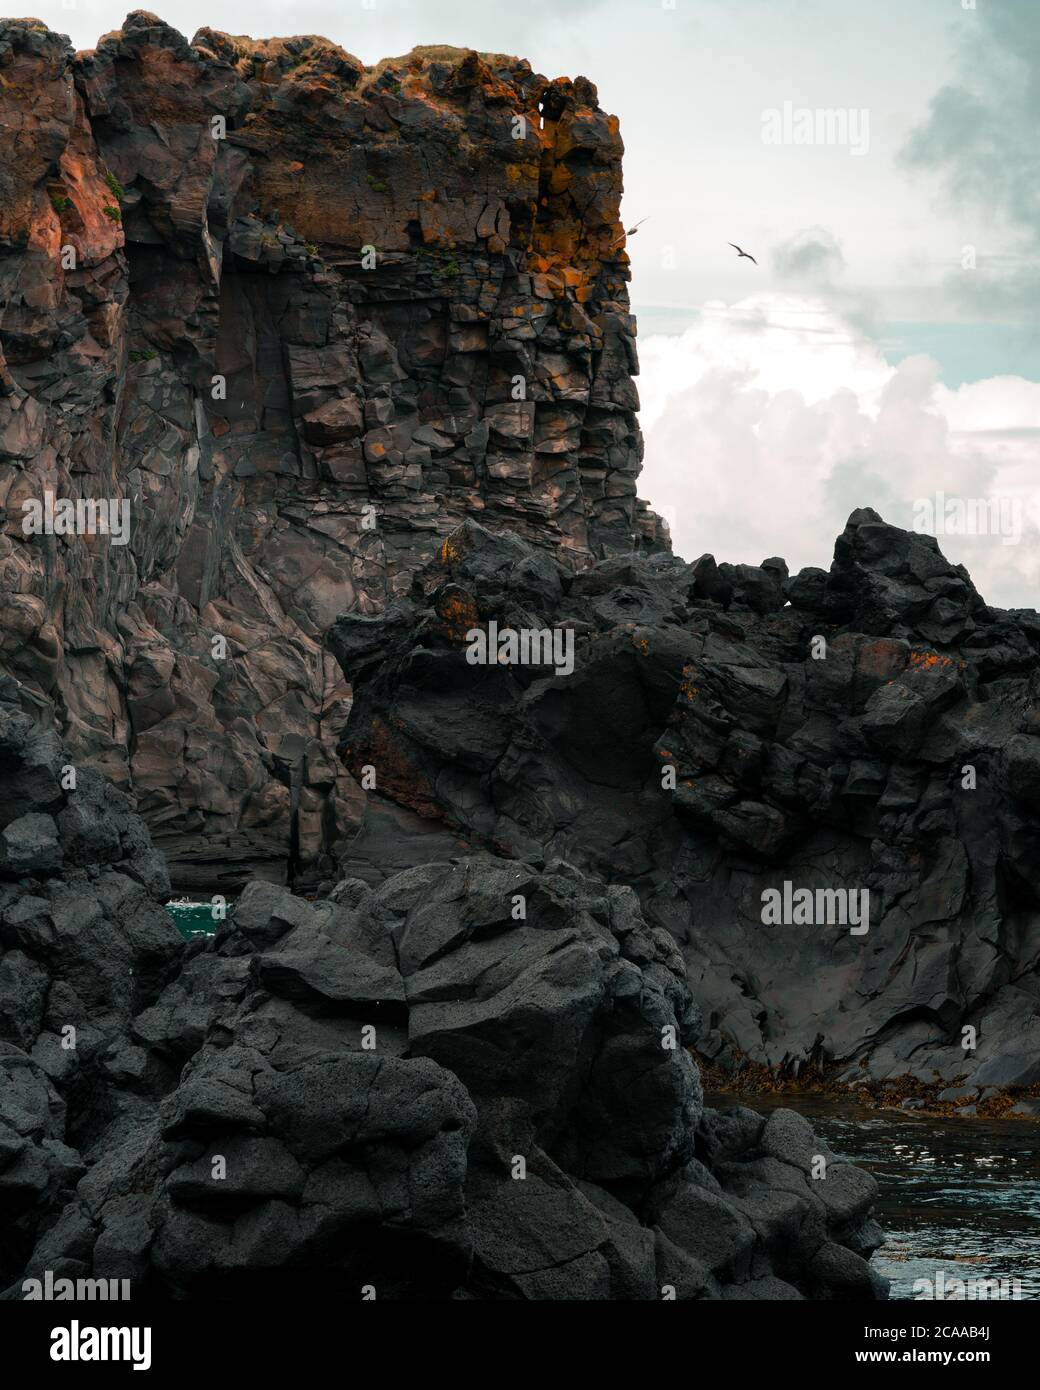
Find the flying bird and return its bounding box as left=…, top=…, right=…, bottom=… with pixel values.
left=610, top=217, right=649, bottom=248
left=728, top=242, right=757, bottom=264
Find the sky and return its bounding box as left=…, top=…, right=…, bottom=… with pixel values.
left=34, top=0, right=1040, bottom=607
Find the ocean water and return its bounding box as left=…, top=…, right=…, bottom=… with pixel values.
left=165, top=901, right=226, bottom=941
left=710, top=1092, right=1040, bottom=1301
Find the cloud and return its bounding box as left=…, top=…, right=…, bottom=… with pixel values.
left=898, top=0, right=1040, bottom=323
left=638, top=293, right=1040, bottom=609
left=772, top=227, right=846, bottom=285
left=769, top=226, right=879, bottom=337
left=900, top=7, right=1040, bottom=236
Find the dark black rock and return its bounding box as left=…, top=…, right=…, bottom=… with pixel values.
left=0, top=759, right=885, bottom=1298
left=329, top=510, right=1040, bottom=1094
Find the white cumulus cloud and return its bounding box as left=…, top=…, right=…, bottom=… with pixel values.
left=637, top=294, right=1040, bottom=611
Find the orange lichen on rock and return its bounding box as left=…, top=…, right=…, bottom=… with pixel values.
left=909, top=648, right=954, bottom=670
left=435, top=587, right=480, bottom=641
left=679, top=667, right=700, bottom=700
left=0, top=13, right=663, bottom=888
left=57, top=145, right=125, bottom=266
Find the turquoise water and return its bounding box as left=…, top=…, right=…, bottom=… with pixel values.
left=710, top=1093, right=1040, bottom=1301
left=165, top=901, right=226, bottom=940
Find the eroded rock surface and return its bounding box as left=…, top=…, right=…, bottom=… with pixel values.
left=0, top=13, right=664, bottom=890
left=12, top=9, right=1031, bottom=1302
left=331, top=509, right=1040, bottom=1096
left=0, top=709, right=885, bottom=1297
left=0, top=677, right=180, bottom=1276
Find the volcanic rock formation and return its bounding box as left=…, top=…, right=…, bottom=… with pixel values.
left=7, top=7, right=1037, bottom=1306
left=0, top=680, right=884, bottom=1299
left=0, top=12, right=663, bottom=890
left=331, top=509, right=1040, bottom=1098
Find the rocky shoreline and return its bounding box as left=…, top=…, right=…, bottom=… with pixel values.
left=3, top=11, right=1039, bottom=1302
left=0, top=678, right=886, bottom=1298
left=700, top=1065, right=1040, bottom=1123
left=328, top=509, right=1040, bottom=1100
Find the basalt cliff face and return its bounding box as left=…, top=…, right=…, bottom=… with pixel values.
left=0, top=12, right=661, bottom=891
left=0, top=12, right=894, bottom=1304
left=5, top=8, right=1040, bottom=1307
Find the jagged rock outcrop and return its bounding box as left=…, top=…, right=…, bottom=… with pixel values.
left=330, top=508, right=1040, bottom=1098
left=0, top=685, right=884, bottom=1298
left=0, top=13, right=664, bottom=890
left=9, top=5, right=1037, bottom=1307
left=0, top=676, right=180, bottom=1276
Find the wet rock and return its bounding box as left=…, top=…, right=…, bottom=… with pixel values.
left=937, top=1085, right=978, bottom=1104
left=1009, top=1099, right=1040, bottom=1117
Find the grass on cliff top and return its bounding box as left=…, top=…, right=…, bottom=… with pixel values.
left=359, top=45, right=522, bottom=91
left=202, top=34, right=515, bottom=89
left=383, top=44, right=521, bottom=67
left=219, top=32, right=365, bottom=67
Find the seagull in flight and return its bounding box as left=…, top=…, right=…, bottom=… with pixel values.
left=610, top=217, right=649, bottom=248
left=728, top=242, right=757, bottom=264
